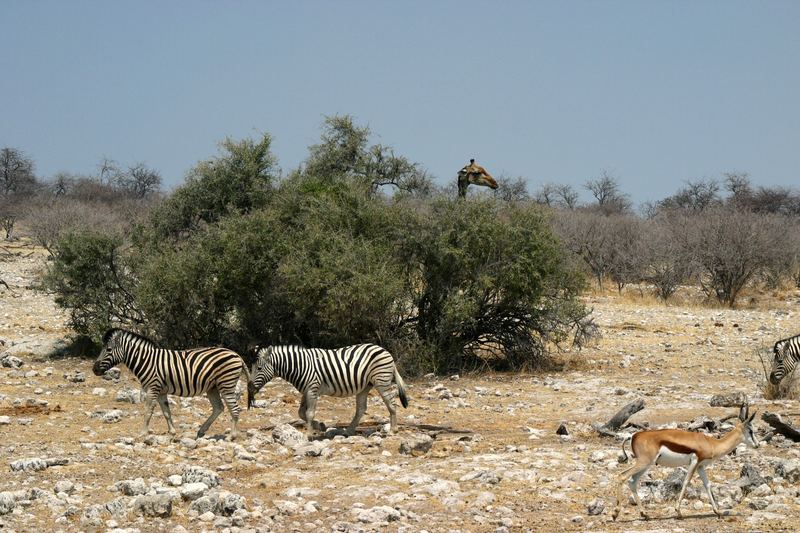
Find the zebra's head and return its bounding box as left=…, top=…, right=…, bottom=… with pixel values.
left=92, top=329, right=126, bottom=376
left=247, top=345, right=275, bottom=409
left=769, top=340, right=793, bottom=385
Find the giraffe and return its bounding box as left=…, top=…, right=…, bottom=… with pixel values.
left=457, top=159, right=499, bottom=198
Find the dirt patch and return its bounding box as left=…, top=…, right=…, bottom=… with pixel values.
left=0, top=403, right=62, bottom=416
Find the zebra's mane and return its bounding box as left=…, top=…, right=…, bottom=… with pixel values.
left=257, top=344, right=307, bottom=357
left=774, top=333, right=800, bottom=350
left=103, top=328, right=161, bottom=348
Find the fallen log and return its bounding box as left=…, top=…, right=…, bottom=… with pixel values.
left=762, top=411, right=800, bottom=442
left=593, top=398, right=645, bottom=437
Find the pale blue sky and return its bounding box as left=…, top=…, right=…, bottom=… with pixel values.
left=2, top=1, right=798, bottom=203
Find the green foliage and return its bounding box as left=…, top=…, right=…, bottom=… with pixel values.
left=42, top=230, right=141, bottom=340
left=302, top=115, right=433, bottom=196
left=148, top=134, right=277, bottom=240
left=43, top=121, right=593, bottom=374
left=396, top=199, right=592, bottom=371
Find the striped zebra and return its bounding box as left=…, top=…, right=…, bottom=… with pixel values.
left=92, top=328, right=248, bottom=440
left=769, top=333, right=800, bottom=385
left=247, top=343, right=408, bottom=437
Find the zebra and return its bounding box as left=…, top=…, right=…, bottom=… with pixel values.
left=92, top=328, right=248, bottom=440
left=769, top=333, right=800, bottom=385
left=247, top=343, right=409, bottom=438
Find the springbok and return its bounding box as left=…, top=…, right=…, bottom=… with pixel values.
left=457, top=158, right=498, bottom=198
left=612, top=405, right=759, bottom=520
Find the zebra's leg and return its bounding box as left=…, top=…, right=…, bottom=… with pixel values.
left=303, top=391, right=319, bottom=439
left=298, top=395, right=308, bottom=423
left=375, top=384, right=398, bottom=433
left=141, top=389, right=159, bottom=437
left=197, top=388, right=224, bottom=439
left=157, top=394, right=176, bottom=436
left=297, top=395, right=323, bottom=431
left=220, top=387, right=241, bottom=441
left=347, top=388, right=371, bottom=436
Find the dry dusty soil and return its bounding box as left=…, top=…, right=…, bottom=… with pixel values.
left=2, top=238, right=800, bottom=533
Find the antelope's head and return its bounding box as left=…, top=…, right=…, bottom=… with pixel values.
left=737, top=404, right=759, bottom=448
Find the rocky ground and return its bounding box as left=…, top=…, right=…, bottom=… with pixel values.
left=2, top=238, right=800, bottom=533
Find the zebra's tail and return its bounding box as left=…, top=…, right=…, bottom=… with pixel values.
left=394, top=368, right=409, bottom=409
left=238, top=362, right=255, bottom=410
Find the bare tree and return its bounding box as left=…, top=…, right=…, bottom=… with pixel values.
left=584, top=171, right=631, bottom=215
left=494, top=176, right=529, bottom=203
left=642, top=217, right=694, bottom=301
left=553, top=209, right=615, bottom=288
left=1, top=148, right=37, bottom=197
left=673, top=207, right=786, bottom=307
left=554, top=183, right=579, bottom=209
left=51, top=172, right=76, bottom=197
left=724, top=172, right=752, bottom=203
left=606, top=215, right=647, bottom=293
left=97, top=157, right=123, bottom=186
left=534, top=183, right=559, bottom=206
left=118, top=163, right=162, bottom=199
left=657, top=178, right=720, bottom=212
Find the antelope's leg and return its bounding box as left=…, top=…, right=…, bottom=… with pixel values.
left=675, top=457, right=699, bottom=518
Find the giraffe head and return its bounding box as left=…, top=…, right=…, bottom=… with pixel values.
left=457, top=158, right=499, bottom=197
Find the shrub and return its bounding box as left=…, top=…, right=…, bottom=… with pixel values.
left=42, top=230, right=142, bottom=339
left=395, top=198, right=594, bottom=372
left=671, top=207, right=786, bottom=307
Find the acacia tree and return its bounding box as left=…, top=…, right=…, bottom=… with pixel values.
left=302, top=115, right=433, bottom=197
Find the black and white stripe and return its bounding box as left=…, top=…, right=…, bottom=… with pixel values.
left=247, top=343, right=408, bottom=436
left=769, top=333, right=800, bottom=385
left=92, top=328, right=248, bottom=439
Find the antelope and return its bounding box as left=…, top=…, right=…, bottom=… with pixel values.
left=457, top=158, right=499, bottom=198
left=611, top=405, right=759, bottom=520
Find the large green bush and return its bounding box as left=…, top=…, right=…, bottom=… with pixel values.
left=43, top=119, right=593, bottom=373
left=394, top=199, right=592, bottom=372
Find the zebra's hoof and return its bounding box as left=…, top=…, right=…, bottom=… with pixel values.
left=196, top=431, right=205, bottom=439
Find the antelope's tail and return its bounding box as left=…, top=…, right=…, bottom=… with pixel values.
left=619, top=435, right=633, bottom=463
